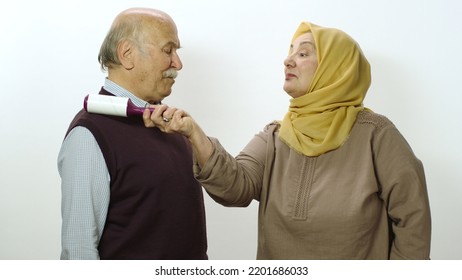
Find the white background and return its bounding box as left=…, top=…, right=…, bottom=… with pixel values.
left=1, top=0, right=461, bottom=260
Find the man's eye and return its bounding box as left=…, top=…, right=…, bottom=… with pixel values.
left=164, top=49, right=172, bottom=54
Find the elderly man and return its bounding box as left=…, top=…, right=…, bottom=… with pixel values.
left=58, top=8, right=207, bottom=260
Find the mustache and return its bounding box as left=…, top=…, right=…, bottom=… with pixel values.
left=162, top=69, right=178, bottom=79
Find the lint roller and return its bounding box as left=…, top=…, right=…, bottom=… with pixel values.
left=83, top=94, right=153, bottom=117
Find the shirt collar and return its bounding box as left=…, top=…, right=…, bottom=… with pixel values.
left=103, top=78, right=150, bottom=108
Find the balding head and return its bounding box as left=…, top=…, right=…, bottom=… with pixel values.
left=115, top=8, right=175, bottom=30
left=98, top=8, right=177, bottom=70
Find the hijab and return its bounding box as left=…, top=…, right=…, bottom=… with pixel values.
left=279, top=22, right=371, bottom=156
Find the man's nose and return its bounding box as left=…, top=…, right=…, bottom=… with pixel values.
left=171, top=52, right=183, bottom=70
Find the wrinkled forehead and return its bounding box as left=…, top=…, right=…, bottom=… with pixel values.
left=291, top=32, right=316, bottom=48
left=142, top=14, right=181, bottom=47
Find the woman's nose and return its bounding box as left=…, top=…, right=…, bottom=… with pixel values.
left=284, top=56, right=295, bottom=68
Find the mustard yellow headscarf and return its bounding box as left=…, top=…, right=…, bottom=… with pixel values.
left=279, top=22, right=371, bottom=156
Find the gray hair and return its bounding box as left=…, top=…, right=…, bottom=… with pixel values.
left=97, top=16, right=146, bottom=71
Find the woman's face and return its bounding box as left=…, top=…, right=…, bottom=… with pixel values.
left=283, top=32, right=318, bottom=99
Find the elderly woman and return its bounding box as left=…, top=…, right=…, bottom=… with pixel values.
left=144, top=22, right=431, bottom=259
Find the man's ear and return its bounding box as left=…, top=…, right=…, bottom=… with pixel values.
left=117, top=40, right=135, bottom=70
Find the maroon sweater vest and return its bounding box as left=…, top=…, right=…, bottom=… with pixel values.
left=66, top=88, right=207, bottom=259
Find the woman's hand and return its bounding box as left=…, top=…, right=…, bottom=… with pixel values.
left=143, top=104, right=213, bottom=167
left=143, top=104, right=194, bottom=138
